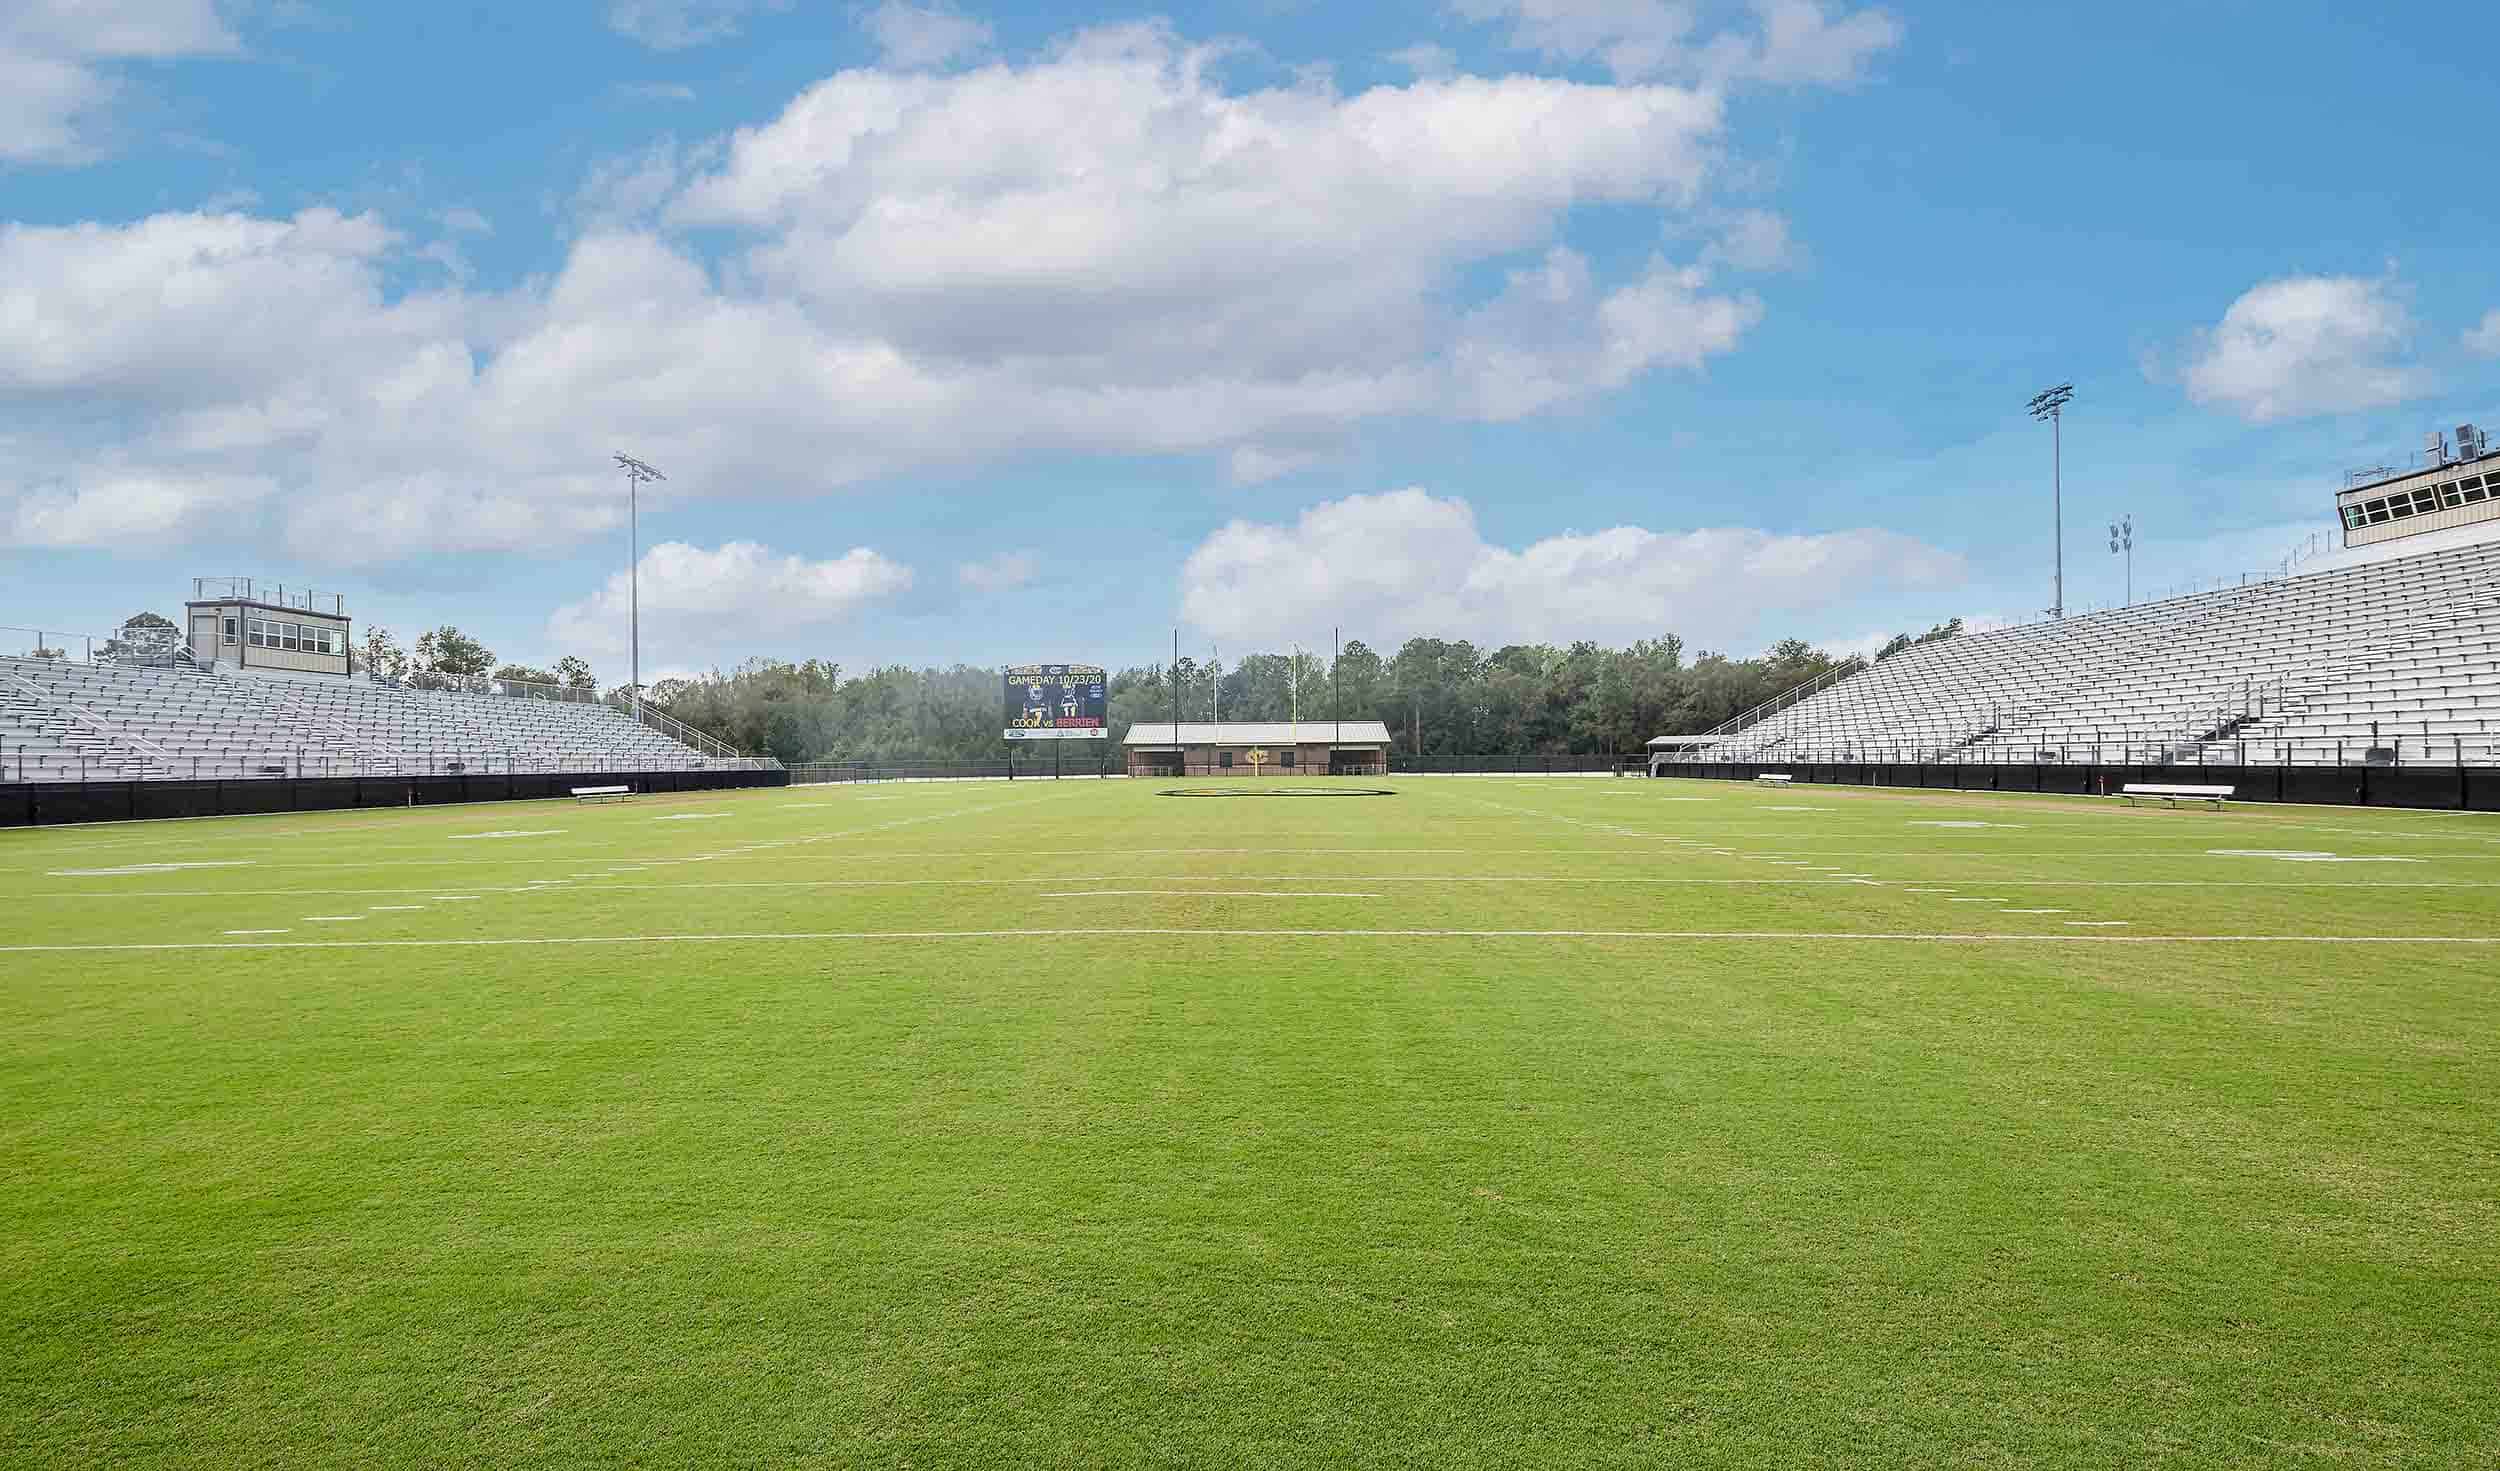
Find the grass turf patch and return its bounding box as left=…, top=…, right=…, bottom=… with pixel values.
left=3, top=777, right=2498, bottom=1467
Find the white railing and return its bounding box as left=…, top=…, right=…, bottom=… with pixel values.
left=2, top=672, right=173, bottom=773
left=353, top=668, right=762, bottom=765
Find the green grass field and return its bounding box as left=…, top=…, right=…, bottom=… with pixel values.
left=4, top=774, right=2497, bottom=1467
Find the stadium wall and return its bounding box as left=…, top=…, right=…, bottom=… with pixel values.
left=0, top=767, right=787, bottom=828
left=1656, top=761, right=2500, bottom=812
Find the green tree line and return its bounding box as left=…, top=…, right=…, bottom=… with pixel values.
left=643, top=621, right=1961, bottom=765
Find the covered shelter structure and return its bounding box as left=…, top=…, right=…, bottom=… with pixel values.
left=1124, top=720, right=1393, bottom=778
left=1646, top=734, right=1718, bottom=775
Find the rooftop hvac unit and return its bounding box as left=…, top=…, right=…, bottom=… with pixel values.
left=2425, top=430, right=2449, bottom=464
left=2458, top=423, right=2488, bottom=458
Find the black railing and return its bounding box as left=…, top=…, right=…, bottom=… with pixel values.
left=1653, top=760, right=2500, bottom=812
left=1, top=766, right=787, bottom=828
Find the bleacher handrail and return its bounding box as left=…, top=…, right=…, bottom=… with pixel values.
left=2, top=672, right=174, bottom=771
left=1699, top=655, right=1871, bottom=742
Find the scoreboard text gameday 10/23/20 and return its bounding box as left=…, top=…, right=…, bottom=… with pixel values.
left=1003, top=664, right=1109, bottom=740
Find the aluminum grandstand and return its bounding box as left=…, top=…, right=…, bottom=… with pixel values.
left=1663, top=525, right=2500, bottom=769
left=0, top=655, right=764, bottom=782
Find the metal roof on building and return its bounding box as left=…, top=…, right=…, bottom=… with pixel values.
left=1122, top=720, right=1394, bottom=747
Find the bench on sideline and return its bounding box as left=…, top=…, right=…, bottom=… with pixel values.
left=2118, top=783, right=2232, bottom=810
left=1754, top=773, right=1794, bottom=786
left=571, top=785, right=634, bottom=804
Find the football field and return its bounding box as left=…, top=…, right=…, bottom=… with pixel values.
left=4, top=775, right=2497, bottom=1467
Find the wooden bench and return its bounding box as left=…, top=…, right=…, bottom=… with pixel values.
left=2118, top=782, right=2232, bottom=810
left=570, top=785, right=634, bottom=804
left=1754, top=773, right=1794, bottom=786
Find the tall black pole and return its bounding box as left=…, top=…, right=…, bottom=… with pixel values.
left=1171, top=626, right=1181, bottom=775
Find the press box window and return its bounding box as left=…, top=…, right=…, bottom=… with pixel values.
left=221, top=616, right=239, bottom=645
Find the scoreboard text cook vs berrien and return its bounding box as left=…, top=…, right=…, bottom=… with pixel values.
left=1003, top=664, right=1108, bottom=740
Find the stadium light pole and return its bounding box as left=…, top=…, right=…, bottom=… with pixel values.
left=614, top=454, right=666, bottom=724
left=2027, top=384, right=2074, bottom=618
left=1291, top=641, right=1302, bottom=753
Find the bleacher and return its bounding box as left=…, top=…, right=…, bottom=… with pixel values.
left=1701, top=533, right=2500, bottom=766
left=0, top=658, right=750, bottom=782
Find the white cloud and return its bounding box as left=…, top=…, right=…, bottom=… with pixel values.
left=1228, top=444, right=1332, bottom=485
left=1387, top=42, right=1458, bottom=78
left=1702, top=207, right=1799, bottom=271
left=956, top=549, right=1038, bottom=592
left=1455, top=0, right=1900, bottom=86
left=616, top=80, right=698, bottom=103
left=548, top=540, right=914, bottom=658
left=570, top=138, right=705, bottom=228
left=0, top=21, right=1837, bottom=562
left=2466, top=309, right=2500, bottom=359
left=0, top=208, right=434, bottom=402
left=1179, top=488, right=1962, bottom=650
left=670, top=28, right=1748, bottom=457
left=2179, top=275, right=2423, bottom=423
left=860, top=1, right=992, bottom=69
left=1740, top=0, right=1905, bottom=84
left=3, top=469, right=273, bottom=547
left=1450, top=248, right=1758, bottom=420
left=0, top=0, right=239, bottom=164
left=605, top=0, right=788, bottom=51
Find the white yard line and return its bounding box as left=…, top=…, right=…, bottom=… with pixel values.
left=7, top=929, right=2494, bottom=954
left=222, top=928, right=290, bottom=935
left=44, top=861, right=256, bottom=877
left=1042, top=890, right=1383, bottom=899
left=19, top=875, right=2500, bottom=903
left=37, top=845, right=2481, bottom=876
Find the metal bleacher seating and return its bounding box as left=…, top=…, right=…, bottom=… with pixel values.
left=1699, top=533, right=2500, bottom=766
left=0, top=658, right=754, bottom=782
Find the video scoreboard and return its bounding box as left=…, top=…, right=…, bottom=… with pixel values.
left=1004, top=663, right=1108, bottom=740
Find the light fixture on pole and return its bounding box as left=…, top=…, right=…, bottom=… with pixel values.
left=2108, top=514, right=2133, bottom=606
left=2027, top=382, right=2075, bottom=618
left=613, top=453, right=666, bottom=726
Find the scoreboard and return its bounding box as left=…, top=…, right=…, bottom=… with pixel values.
left=1004, top=663, right=1108, bottom=740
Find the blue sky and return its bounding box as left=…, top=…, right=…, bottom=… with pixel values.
left=4, top=0, right=2495, bottom=685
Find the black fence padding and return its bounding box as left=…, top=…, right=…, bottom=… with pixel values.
left=1656, top=761, right=2496, bottom=813
left=1391, top=754, right=1626, bottom=775
left=0, top=767, right=788, bottom=828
